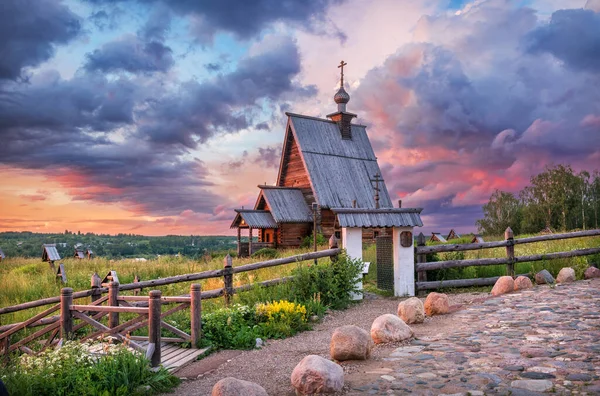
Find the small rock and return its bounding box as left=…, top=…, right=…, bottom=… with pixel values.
left=504, top=365, right=525, bottom=371
left=510, top=379, right=553, bottom=392
left=255, top=338, right=264, bottom=349
left=370, top=314, right=413, bottom=344
left=556, top=267, right=576, bottom=283
left=381, top=375, right=395, bottom=381
left=584, top=266, right=600, bottom=279
left=309, top=315, right=320, bottom=323
left=424, top=292, right=449, bottom=316
left=397, top=297, right=425, bottom=324
left=535, top=269, right=555, bottom=285
left=291, top=355, right=344, bottom=395
left=491, top=276, right=515, bottom=296
left=566, top=373, right=592, bottom=381
left=330, top=325, right=373, bottom=361
left=520, top=372, right=555, bottom=379
left=211, top=377, right=268, bottom=396
left=514, top=276, right=533, bottom=290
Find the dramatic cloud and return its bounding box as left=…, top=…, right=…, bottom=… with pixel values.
left=527, top=8, right=600, bottom=72
left=0, top=0, right=81, bottom=80
left=85, top=6, right=173, bottom=73
left=355, top=0, right=600, bottom=231
left=139, top=36, right=316, bottom=147
left=85, top=0, right=344, bottom=41
left=0, top=35, right=310, bottom=218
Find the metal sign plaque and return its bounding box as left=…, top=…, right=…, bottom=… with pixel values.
left=400, top=231, right=413, bottom=248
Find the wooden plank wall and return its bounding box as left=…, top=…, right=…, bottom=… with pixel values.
left=278, top=223, right=311, bottom=247
left=278, top=131, right=314, bottom=206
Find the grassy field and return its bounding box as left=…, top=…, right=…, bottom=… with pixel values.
left=0, top=245, right=330, bottom=326
left=362, top=233, right=600, bottom=293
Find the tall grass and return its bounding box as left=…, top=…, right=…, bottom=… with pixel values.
left=361, top=234, right=600, bottom=289
left=0, top=245, right=330, bottom=326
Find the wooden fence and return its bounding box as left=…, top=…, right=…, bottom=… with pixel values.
left=0, top=247, right=341, bottom=366
left=415, top=228, right=600, bottom=291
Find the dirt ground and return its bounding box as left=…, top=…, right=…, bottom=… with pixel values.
left=171, top=291, right=484, bottom=396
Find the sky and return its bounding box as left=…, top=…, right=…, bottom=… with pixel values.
left=1, top=0, right=599, bottom=236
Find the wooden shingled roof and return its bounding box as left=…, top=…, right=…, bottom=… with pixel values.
left=231, top=210, right=278, bottom=229
left=430, top=233, right=447, bottom=243
left=42, top=244, right=61, bottom=262
left=257, top=186, right=312, bottom=223
left=332, top=208, right=423, bottom=228
left=281, top=113, right=393, bottom=209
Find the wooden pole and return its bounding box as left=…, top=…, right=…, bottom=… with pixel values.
left=108, top=281, right=120, bottom=328
left=312, top=203, right=318, bottom=265
left=60, top=287, right=73, bottom=340
left=237, top=227, right=241, bottom=258
left=148, top=290, right=161, bottom=368
left=190, top=284, right=202, bottom=349
left=223, top=254, right=233, bottom=306
left=505, top=227, right=515, bottom=277
left=248, top=227, right=253, bottom=256
left=329, top=235, right=339, bottom=262
left=416, top=232, right=427, bottom=294
left=133, top=275, right=141, bottom=296
left=90, top=273, right=101, bottom=316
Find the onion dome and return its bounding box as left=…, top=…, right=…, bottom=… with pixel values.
left=334, top=85, right=350, bottom=104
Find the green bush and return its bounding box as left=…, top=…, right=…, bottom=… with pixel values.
left=289, top=253, right=363, bottom=309
left=300, top=232, right=326, bottom=248
left=0, top=341, right=179, bottom=396
left=251, top=248, right=279, bottom=258
left=201, top=304, right=259, bottom=350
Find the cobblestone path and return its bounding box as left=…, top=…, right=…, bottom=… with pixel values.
left=350, top=279, right=600, bottom=395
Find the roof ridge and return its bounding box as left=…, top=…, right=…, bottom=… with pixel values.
left=258, top=185, right=302, bottom=190
left=285, top=112, right=367, bottom=128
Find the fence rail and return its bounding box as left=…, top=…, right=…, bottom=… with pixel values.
left=414, top=228, right=600, bottom=291
left=0, top=247, right=341, bottom=366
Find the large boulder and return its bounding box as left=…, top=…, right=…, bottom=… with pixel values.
left=370, top=314, right=413, bottom=344
left=291, top=355, right=344, bottom=395
left=330, top=325, right=372, bottom=361
left=535, top=269, right=555, bottom=285
left=491, top=276, right=515, bottom=296
left=584, top=266, right=600, bottom=279
left=424, top=292, right=449, bottom=316
left=556, top=267, right=576, bottom=283
left=397, top=297, right=425, bottom=324
left=212, top=377, right=268, bottom=396
left=514, top=276, right=533, bottom=290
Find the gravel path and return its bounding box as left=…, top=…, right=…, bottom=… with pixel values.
left=171, top=291, right=482, bottom=395
left=171, top=279, right=600, bottom=395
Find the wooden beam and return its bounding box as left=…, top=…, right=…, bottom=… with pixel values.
left=231, top=248, right=341, bottom=274
left=0, top=303, right=59, bottom=340
left=417, top=228, right=600, bottom=254
left=70, top=305, right=149, bottom=314
left=416, top=276, right=501, bottom=290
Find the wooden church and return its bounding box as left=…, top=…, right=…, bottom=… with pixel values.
left=231, top=61, right=406, bottom=256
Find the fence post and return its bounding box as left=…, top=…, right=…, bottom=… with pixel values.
left=148, top=290, right=162, bottom=368
left=416, top=232, right=427, bottom=295
left=248, top=227, right=253, bottom=256
left=133, top=274, right=141, bottom=296
left=108, top=281, right=120, bottom=328
left=60, top=287, right=73, bottom=340
left=329, top=234, right=339, bottom=262
left=190, top=284, right=202, bottom=349
left=223, top=255, right=233, bottom=306
left=505, top=227, right=515, bottom=277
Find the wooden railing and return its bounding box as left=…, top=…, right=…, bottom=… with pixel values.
left=0, top=248, right=341, bottom=366
left=414, top=228, right=600, bottom=291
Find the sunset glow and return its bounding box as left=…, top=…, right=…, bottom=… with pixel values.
left=1, top=0, right=599, bottom=236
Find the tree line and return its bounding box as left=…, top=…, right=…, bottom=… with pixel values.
left=476, top=165, right=600, bottom=235
left=0, top=231, right=237, bottom=259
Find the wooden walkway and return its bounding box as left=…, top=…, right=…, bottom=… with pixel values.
left=138, top=341, right=210, bottom=372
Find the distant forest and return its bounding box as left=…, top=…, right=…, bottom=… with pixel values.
left=476, top=165, right=600, bottom=235
left=0, top=231, right=237, bottom=259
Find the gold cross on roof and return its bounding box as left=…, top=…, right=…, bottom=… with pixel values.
left=338, top=60, right=347, bottom=86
